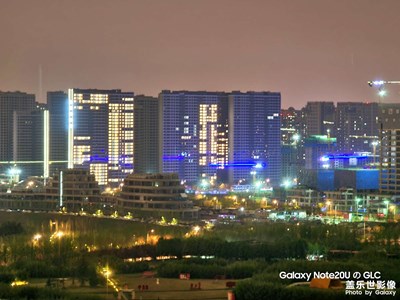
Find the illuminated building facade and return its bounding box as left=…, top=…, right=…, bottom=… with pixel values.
left=304, top=135, right=336, bottom=170
left=379, top=104, right=400, bottom=194
left=159, top=91, right=228, bottom=184
left=281, top=107, right=302, bottom=183
left=160, top=90, right=281, bottom=186
left=68, top=89, right=134, bottom=187
left=228, top=92, right=281, bottom=186
left=335, top=102, right=379, bottom=153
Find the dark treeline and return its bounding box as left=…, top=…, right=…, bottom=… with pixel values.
left=95, top=237, right=308, bottom=261
left=0, top=221, right=24, bottom=236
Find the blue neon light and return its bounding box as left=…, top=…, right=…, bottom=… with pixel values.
left=209, top=162, right=267, bottom=168
left=163, top=155, right=184, bottom=160
left=324, top=154, right=369, bottom=160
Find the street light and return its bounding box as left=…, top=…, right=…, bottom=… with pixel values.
left=272, top=199, right=278, bottom=208
left=371, top=141, right=378, bottom=165
left=384, top=200, right=390, bottom=221
left=103, top=266, right=112, bottom=296
left=292, top=199, right=297, bottom=208
left=390, top=205, right=396, bottom=221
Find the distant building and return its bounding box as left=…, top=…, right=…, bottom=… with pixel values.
left=335, top=102, right=378, bottom=153
left=159, top=91, right=228, bottom=185
left=286, top=188, right=320, bottom=208
left=379, top=103, right=400, bottom=194
left=281, top=107, right=302, bottom=182
left=46, top=169, right=101, bottom=210
left=0, top=91, right=36, bottom=176
left=304, top=135, right=336, bottom=170
left=334, top=169, right=379, bottom=191
left=0, top=169, right=101, bottom=211
left=67, top=88, right=134, bottom=187
left=159, top=90, right=281, bottom=187
left=116, top=173, right=198, bottom=219
left=302, top=102, right=335, bottom=137
left=228, top=91, right=281, bottom=186
left=13, top=104, right=48, bottom=178
left=134, top=95, right=160, bottom=174
left=48, top=91, right=68, bottom=176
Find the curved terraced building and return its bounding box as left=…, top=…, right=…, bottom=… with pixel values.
left=117, top=173, right=199, bottom=220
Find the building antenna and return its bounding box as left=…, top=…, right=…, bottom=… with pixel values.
left=38, top=64, right=43, bottom=103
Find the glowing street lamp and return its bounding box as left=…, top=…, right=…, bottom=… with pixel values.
left=33, top=233, right=42, bottom=241
left=384, top=200, right=390, bottom=220
left=371, top=141, right=378, bottom=165
left=326, top=201, right=331, bottom=216
left=292, top=133, right=300, bottom=144
left=390, top=205, right=396, bottom=221
left=292, top=199, right=297, bottom=208
left=103, top=266, right=112, bottom=295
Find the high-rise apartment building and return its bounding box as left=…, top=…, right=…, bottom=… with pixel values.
left=13, top=104, right=48, bottom=178
left=302, top=102, right=335, bottom=137
left=134, top=95, right=160, bottom=174
left=379, top=103, right=400, bottom=194
left=159, top=90, right=281, bottom=186
left=48, top=91, right=69, bottom=176
left=0, top=91, right=36, bottom=178
left=68, top=88, right=134, bottom=186
left=159, top=91, right=228, bottom=184
left=228, top=92, right=281, bottom=186
left=281, top=107, right=302, bottom=181
left=335, top=102, right=379, bottom=153
left=0, top=92, right=36, bottom=161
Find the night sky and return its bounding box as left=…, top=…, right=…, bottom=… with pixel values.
left=1, top=0, right=399, bottom=108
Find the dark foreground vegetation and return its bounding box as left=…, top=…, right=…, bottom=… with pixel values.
left=0, top=212, right=399, bottom=299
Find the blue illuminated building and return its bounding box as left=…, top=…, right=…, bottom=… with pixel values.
left=228, top=92, right=281, bottom=186
left=159, top=90, right=281, bottom=186
left=160, top=91, right=228, bottom=184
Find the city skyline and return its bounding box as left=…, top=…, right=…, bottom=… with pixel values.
left=1, top=0, right=400, bottom=108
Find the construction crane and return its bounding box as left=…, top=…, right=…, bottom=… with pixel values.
left=368, top=80, right=400, bottom=97
left=368, top=80, right=400, bottom=87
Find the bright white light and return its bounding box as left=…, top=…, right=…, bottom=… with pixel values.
left=378, top=90, right=387, bottom=97
left=9, top=167, right=21, bottom=176
left=372, top=80, right=385, bottom=86
left=254, top=181, right=262, bottom=189
left=33, top=234, right=42, bottom=241
left=283, top=180, right=291, bottom=189
left=292, top=134, right=300, bottom=142
left=320, top=156, right=329, bottom=162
